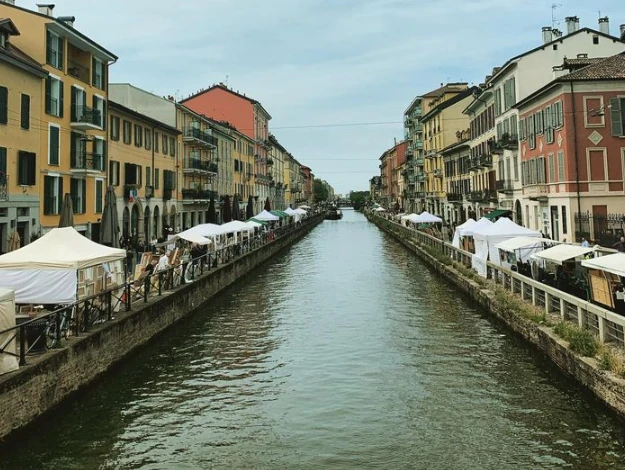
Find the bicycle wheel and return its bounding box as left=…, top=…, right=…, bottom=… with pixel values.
left=44, top=320, right=58, bottom=349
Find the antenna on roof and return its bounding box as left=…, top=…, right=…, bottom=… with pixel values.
left=225, top=75, right=229, bottom=86
left=552, top=3, right=562, bottom=29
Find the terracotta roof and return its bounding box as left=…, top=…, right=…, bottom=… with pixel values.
left=422, top=82, right=468, bottom=98
left=181, top=84, right=272, bottom=119
left=562, top=57, right=603, bottom=67
left=562, top=53, right=625, bottom=80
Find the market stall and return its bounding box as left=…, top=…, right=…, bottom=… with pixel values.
left=0, top=227, right=126, bottom=304
left=582, top=253, right=625, bottom=311
left=0, top=288, right=17, bottom=375
left=496, top=236, right=559, bottom=270
left=452, top=218, right=476, bottom=249
left=529, top=244, right=596, bottom=297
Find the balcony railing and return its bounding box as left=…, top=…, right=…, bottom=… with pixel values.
left=71, top=152, right=104, bottom=171
left=184, top=157, right=218, bottom=173
left=163, top=188, right=174, bottom=201
left=416, top=191, right=426, bottom=199
left=496, top=179, right=514, bottom=194
left=469, top=154, right=493, bottom=170
left=433, top=169, right=443, bottom=178
left=447, top=193, right=463, bottom=202
left=182, top=128, right=219, bottom=147
left=0, top=175, right=7, bottom=201
left=181, top=189, right=216, bottom=200
left=72, top=105, right=102, bottom=127
left=67, top=60, right=90, bottom=84
left=469, top=189, right=498, bottom=202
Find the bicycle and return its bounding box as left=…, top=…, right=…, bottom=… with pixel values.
left=44, top=307, right=73, bottom=349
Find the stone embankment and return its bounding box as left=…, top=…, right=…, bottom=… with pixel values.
left=0, top=215, right=324, bottom=442
left=368, top=213, right=625, bottom=420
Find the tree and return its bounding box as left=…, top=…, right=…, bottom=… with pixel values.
left=349, top=191, right=370, bottom=210
left=313, top=179, right=329, bottom=202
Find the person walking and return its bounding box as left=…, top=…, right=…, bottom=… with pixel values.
left=613, top=236, right=625, bottom=252
left=581, top=238, right=590, bottom=248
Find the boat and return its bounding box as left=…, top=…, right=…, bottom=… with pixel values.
left=325, top=207, right=343, bottom=220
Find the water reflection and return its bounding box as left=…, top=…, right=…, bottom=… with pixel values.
left=2, top=210, right=625, bottom=470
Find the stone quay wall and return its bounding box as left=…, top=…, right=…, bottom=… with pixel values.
left=0, top=215, right=324, bottom=441
left=368, top=213, right=625, bottom=420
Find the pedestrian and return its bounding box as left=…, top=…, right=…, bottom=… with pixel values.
left=581, top=238, right=589, bottom=248
left=613, top=236, right=625, bottom=252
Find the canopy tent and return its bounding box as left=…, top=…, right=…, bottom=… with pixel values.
left=0, top=227, right=126, bottom=304
left=483, top=209, right=512, bottom=221
left=409, top=211, right=443, bottom=224
left=158, top=230, right=212, bottom=247
left=0, top=288, right=17, bottom=375
left=253, top=210, right=279, bottom=221
left=471, top=218, right=541, bottom=277
left=401, top=213, right=419, bottom=220
left=582, top=253, right=625, bottom=277
left=284, top=207, right=301, bottom=222
left=461, top=217, right=492, bottom=237
left=294, top=208, right=307, bottom=215
left=220, top=220, right=255, bottom=233
left=247, top=218, right=268, bottom=226
left=496, top=236, right=559, bottom=264
left=184, top=223, right=225, bottom=238
left=270, top=210, right=289, bottom=219
left=533, top=244, right=595, bottom=266
left=245, top=220, right=265, bottom=228
left=452, top=218, right=476, bottom=248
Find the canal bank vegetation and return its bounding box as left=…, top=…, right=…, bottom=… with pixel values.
left=368, top=212, right=625, bottom=416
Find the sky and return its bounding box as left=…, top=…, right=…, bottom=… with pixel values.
left=42, top=0, right=625, bottom=194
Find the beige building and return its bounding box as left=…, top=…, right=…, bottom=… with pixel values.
left=0, top=18, right=47, bottom=251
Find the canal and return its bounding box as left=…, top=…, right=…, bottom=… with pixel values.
left=2, top=209, right=625, bottom=469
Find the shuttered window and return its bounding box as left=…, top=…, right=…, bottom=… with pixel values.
left=20, top=94, right=30, bottom=129
left=17, top=151, right=36, bottom=186
left=0, top=86, right=7, bottom=124
left=610, top=97, right=625, bottom=137
left=95, top=179, right=103, bottom=213
left=49, top=125, right=60, bottom=165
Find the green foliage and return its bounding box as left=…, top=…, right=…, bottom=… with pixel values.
left=493, top=286, right=546, bottom=323
left=313, top=179, right=329, bottom=202
left=349, top=191, right=370, bottom=210
left=599, top=349, right=616, bottom=371
left=553, top=321, right=600, bottom=357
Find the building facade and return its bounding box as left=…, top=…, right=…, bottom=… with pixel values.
left=441, top=137, right=471, bottom=224
left=0, top=2, right=118, bottom=240
left=108, top=101, right=180, bottom=243
left=0, top=18, right=47, bottom=252
left=515, top=53, right=625, bottom=244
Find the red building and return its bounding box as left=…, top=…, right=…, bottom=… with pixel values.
left=300, top=166, right=313, bottom=204
left=515, top=53, right=625, bottom=243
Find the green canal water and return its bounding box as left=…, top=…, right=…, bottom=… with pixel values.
left=2, top=210, right=625, bottom=469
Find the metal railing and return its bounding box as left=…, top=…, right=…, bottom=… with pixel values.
left=0, top=174, right=7, bottom=201
left=72, top=105, right=102, bottom=127
left=182, top=128, right=219, bottom=147
left=68, top=60, right=90, bottom=84
left=71, top=152, right=104, bottom=171
left=183, top=158, right=218, bottom=173
left=0, top=213, right=324, bottom=367
left=370, top=212, right=625, bottom=348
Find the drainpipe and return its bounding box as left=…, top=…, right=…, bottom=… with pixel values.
left=569, top=81, right=583, bottom=239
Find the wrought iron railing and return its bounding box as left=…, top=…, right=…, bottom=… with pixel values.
left=72, top=105, right=102, bottom=127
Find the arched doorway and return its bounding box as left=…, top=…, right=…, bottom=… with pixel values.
left=170, top=205, right=177, bottom=231
left=153, top=205, right=160, bottom=241
left=144, top=206, right=151, bottom=242
left=161, top=204, right=169, bottom=238
left=122, top=206, right=130, bottom=240
left=515, top=200, right=523, bottom=226
left=131, top=203, right=140, bottom=240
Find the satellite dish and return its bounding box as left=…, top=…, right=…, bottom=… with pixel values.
left=531, top=260, right=541, bottom=280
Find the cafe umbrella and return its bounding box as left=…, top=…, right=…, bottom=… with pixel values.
left=246, top=196, right=254, bottom=219
left=232, top=195, right=240, bottom=221
left=100, top=186, right=120, bottom=248
left=223, top=195, right=232, bottom=223
left=207, top=195, right=217, bottom=224
left=58, top=193, right=74, bottom=228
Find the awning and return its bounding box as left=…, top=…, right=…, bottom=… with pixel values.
left=496, top=236, right=557, bottom=252
left=582, top=253, right=625, bottom=277
left=533, top=244, right=594, bottom=265
left=483, top=209, right=512, bottom=220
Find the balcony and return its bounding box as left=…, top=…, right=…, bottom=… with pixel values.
left=181, top=188, right=217, bottom=203
left=182, top=128, right=218, bottom=148
left=491, top=134, right=518, bottom=154
left=183, top=157, right=218, bottom=174
left=68, top=59, right=90, bottom=84
left=124, top=184, right=139, bottom=200
left=414, top=140, right=424, bottom=149
left=163, top=188, right=174, bottom=201
left=496, top=179, right=514, bottom=194
left=0, top=175, right=7, bottom=201
left=145, top=185, right=154, bottom=199
left=447, top=193, right=463, bottom=202
left=416, top=191, right=426, bottom=199
left=266, top=158, right=274, bottom=166
left=71, top=105, right=102, bottom=130
left=528, top=184, right=549, bottom=202
left=433, top=169, right=443, bottom=178
left=469, top=154, right=493, bottom=171
left=70, top=152, right=104, bottom=173
left=469, top=189, right=498, bottom=203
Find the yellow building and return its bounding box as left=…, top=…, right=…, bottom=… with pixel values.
left=268, top=134, right=287, bottom=210
left=230, top=127, right=256, bottom=215
left=421, top=84, right=474, bottom=215
left=0, top=18, right=47, bottom=252
left=108, top=101, right=180, bottom=243
left=0, top=2, right=117, bottom=238
left=283, top=152, right=294, bottom=208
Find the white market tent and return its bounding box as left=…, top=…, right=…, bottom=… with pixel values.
left=294, top=208, right=307, bottom=216
left=461, top=217, right=492, bottom=237
left=409, top=211, right=443, bottom=224
left=221, top=220, right=255, bottom=233
left=246, top=220, right=264, bottom=228
left=254, top=210, right=280, bottom=221
left=299, top=205, right=311, bottom=210
left=284, top=207, right=301, bottom=222
left=471, top=218, right=541, bottom=277
left=0, top=288, right=17, bottom=375
left=452, top=218, right=476, bottom=248
left=401, top=213, right=418, bottom=220
left=0, top=227, right=126, bottom=304
left=185, top=223, right=225, bottom=238
left=163, top=230, right=212, bottom=246
left=533, top=244, right=595, bottom=266
left=582, top=253, right=625, bottom=277
left=496, top=236, right=559, bottom=265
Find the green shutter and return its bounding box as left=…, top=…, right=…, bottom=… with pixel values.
left=58, top=177, right=64, bottom=214
left=27, top=152, right=36, bottom=185
left=58, top=80, right=64, bottom=118
left=611, top=98, right=623, bottom=136
left=46, top=30, right=53, bottom=65
left=0, top=147, right=6, bottom=174
left=0, top=86, right=7, bottom=124
left=96, top=180, right=103, bottom=213
left=45, top=77, right=51, bottom=115
left=57, top=36, right=64, bottom=71
left=92, top=57, right=96, bottom=86
left=21, top=94, right=30, bottom=129
left=81, top=180, right=86, bottom=213
left=50, top=127, right=59, bottom=165
left=44, top=176, right=52, bottom=214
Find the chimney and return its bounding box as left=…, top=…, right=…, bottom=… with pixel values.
left=565, top=16, right=580, bottom=34
left=57, top=16, right=75, bottom=27
left=36, top=4, right=55, bottom=16
left=620, top=24, right=625, bottom=40
left=542, top=26, right=553, bottom=44
left=599, top=16, right=609, bottom=34
left=0, top=0, right=16, bottom=5
left=552, top=28, right=563, bottom=39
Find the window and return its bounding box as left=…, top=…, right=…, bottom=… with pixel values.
left=49, top=124, right=60, bottom=165
left=146, top=166, right=151, bottom=186
left=154, top=131, right=159, bottom=153
left=45, top=30, right=64, bottom=70
left=554, top=101, right=564, bottom=128
left=124, top=163, right=142, bottom=185
left=70, top=86, right=86, bottom=122
left=92, top=58, right=105, bottom=90
left=503, top=77, right=516, bottom=110
left=0, top=32, right=6, bottom=49
left=609, top=97, right=625, bottom=137
left=20, top=94, right=30, bottom=129
left=557, top=150, right=565, bottom=182
left=528, top=115, right=536, bottom=149
left=134, top=124, right=143, bottom=147
left=494, top=87, right=502, bottom=116
left=513, top=156, right=519, bottom=181
left=535, top=110, right=544, bottom=134
left=0, top=86, right=7, bottom=124
left=561, top=206, right=567, bottom=234
left=163, top=170, right=175, bottom=190
left=109, top=160, right=120, bottom=186
left=70, top=178, right=86, bottom=214
left=123, top=120, right=132, bottom=144
left=154, top=168, right=160, bottom=189
left=169, top=137, right=175, bottom=157
left=110, top=115, right=120, bottom=141
left=17, top=151, right=36, bottom=185
left=593, top=35, right=599, bottom=45
left=510, top=114, right=517, bottom=138
left=93, top=95, right=105, bottom=128
left=45, top=76, right=63, bottom=117
left=162, top=135, right=168, bottom=155
left=145, top=128, right=152, bottom=150
left=548, top=154, right=555, bottom=182
left=95, top=179, right=103, bottom=213
left=545, top=104, right=554, bottom=144
left=93, top=138, right=105, bottom=171
left=43, top=175, right=63, bottom=215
